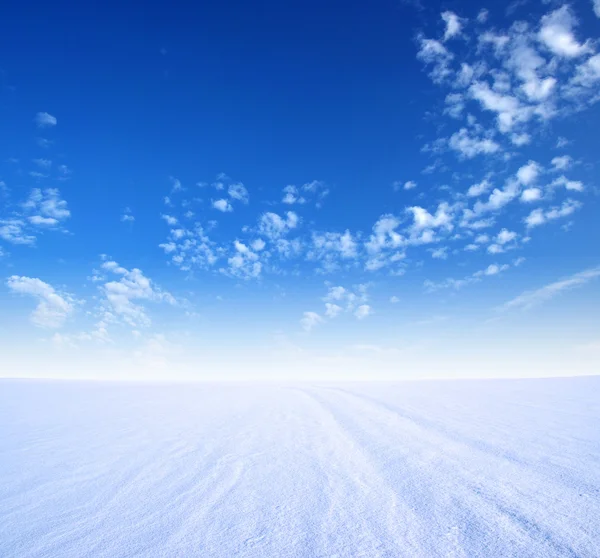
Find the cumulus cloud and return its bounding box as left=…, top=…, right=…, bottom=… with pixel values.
left=448, top=128, right=500, bottom=158
left=319, top=283, right=371, bottom=320
left=417, top=36, right=453, bottom=83
left=524, top=199, right=581, bottom=228
left=441, top=11, right=464, bottom=41
left=467, top=178, right=492, bottom=197
left=516, top=161, right=541, bottom=186
left=23, top=188, right=71, bottom=226
left=100, top=260, right=176, bottom=327
left=325, top=303, right=343, bottom=318
left=169, top=176, right=182, bottom=192
left=7, top=276, right=74, bottom=328
left=34, top=112, right=57, bottom=128
left=538, top=6, right=591, bottom=58
left=121, top=208, right=135, bottom=223
left=213, top=199, right=233, bottom=212
left=226, top=240, right=262, bottom=279
left=520, top=188, right=542, bottom=202
left=228, top=182, right=249, bottom=203
left=301, top=311, right=323, bottom=332
left=354, top=304, right=372, bottom=320
left=551, top=155, right=573, bottom=171
left=496, top=228, right=518, bottom=245
left=407, top=202, right=453, bottom=232
left=308, top=230, right=358, bottom=272
left=550, top=176, right=584, bottom=192
left=430, top=247, right=448, bottom=259
left=282, top=180, right=328, bottom=206
left=259, top=211, right=299, bottom=240
left=282, top=185, right=305, bottom=205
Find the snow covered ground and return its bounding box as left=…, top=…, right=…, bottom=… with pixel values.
left=1, top=378, right=599, bottom=557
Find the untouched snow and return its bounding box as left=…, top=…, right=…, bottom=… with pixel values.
left=1, top=378, right=599, bottom=557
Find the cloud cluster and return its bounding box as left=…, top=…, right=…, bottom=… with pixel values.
left=100, top=259, right=176, bottom=328
left=0, top=188, right=70, bottom=245
left=301, top=284, right=372, bottom=331
left=417, top=5, right=600, bottom=154
left=7, top=276, right=74, bottom=328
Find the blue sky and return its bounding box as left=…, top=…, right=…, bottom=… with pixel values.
left=1, top=0, right=599, bottom=380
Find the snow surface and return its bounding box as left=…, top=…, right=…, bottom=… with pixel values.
left=1, top=377, right=599, bottom=557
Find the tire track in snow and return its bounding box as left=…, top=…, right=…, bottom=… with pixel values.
left=286, top=387, right=436, bottom=558
left=311, top=386, right=591, bottom=558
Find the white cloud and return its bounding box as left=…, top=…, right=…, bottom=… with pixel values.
left=0, top=219, right=35, bottom=245
left=228, top=182, right=249, bottom=203
left=403, top=180, right=417, bottom=190
left=213, top=199, right=233, bottom=212
left=520, top=188, right=542, bottom=202
left=425, top=261, right=511, bottom=291
left=516, top=161, right=541, bottom=185
left=282, top=185, right=305, bottom=205
left=325, top=303, right=343, bottom=318
left=441, top=11, right=464, bottom=41
left=169, top=176, right=182, bottom=192
left=365, top=215, right=403, bottom=255
left=308, top=230, right=358, bottom=272
left=23, top=188, right=70, bottom=225
left=227, top=241, right=262, bottom=279
left=511, top=133, right=531, bottom=146
left=158, top=242, right=177, bottom=254
left=7, top=276, right=74, bottom=328
left=407, top=202, right=453, bottom=232
left=444, top=93, right=465, bottom=118
left=33, top=158, right=52, bottom=168
left=417, top=36, right=453, bottom=83
left=259, top=211, right=299, bottom=240
left=251, top=238, right=266, bottom=251
left=301, top=311, right=322, bottom=332
left=538, top=6, right=591, bottom=58
left=283, top=181, right=328, bottom=206
left=550, top=176, right=584, bottom=192
left=121, top=208, right=134, bottom=223
left=34, top=112, right=57, bottom=128
left=501, top=266, right=600, bottom=311
left=496, top=228, right=517, bottom=245
left=469, top=81, right=532, bottom=133
left=323, top=284, right=369, bottom=317
left=524, top=199, right=581, bottom=228
left=390, top=296, right=400, bottom=304
left=594, top=0, right=600, bottom=18
left=478, top=263, right=509, bottom=276
left=430, top=247, right=448, bottom=259
left=448, top=128, right=500, bottom=158
left=467, top=178, right=492, bottom=197
left=476, top=9, right=489, bottom=24
left=101, top=261, right=176, bottom=327
left=161, top=214, right=178, bottom=226
left=470, top=180, right=520, bottom=216
left=551, top=155, right=572, bottom=171
left=571, top=53, right=600, bottom=87
left=354, top=304, right=372, bottom=320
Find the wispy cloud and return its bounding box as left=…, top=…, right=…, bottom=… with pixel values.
left=34, top=112, right=57, bottom=128
left=500, top=266, right=600, bottom=311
